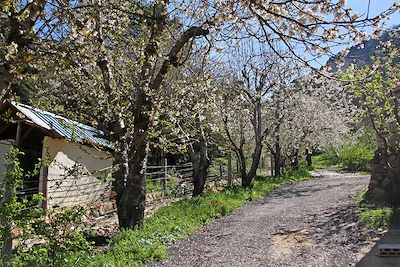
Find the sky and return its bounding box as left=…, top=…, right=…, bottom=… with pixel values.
left=346, top=0, right=400, bottom=28
left=308, top=0, right=400, bottom=67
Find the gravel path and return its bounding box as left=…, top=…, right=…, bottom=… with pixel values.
left=148, top=169, right=379, bottom=267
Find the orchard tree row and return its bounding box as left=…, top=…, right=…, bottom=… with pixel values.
left=1, top=0, right=399, bottom=233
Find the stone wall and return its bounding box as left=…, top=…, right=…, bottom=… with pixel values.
left=366, top=149, right=400, bottom=204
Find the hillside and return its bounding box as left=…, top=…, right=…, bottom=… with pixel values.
left=327, top=26, right=400, bottom=71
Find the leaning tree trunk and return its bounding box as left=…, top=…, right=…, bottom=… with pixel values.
left=0, top=66, right=12, bottom=102
left=115, top=24, right=209, bottom=228
left=366, top=149, right=400, bottom=205
left=242, top=98, right=264, bottom=187
left=0, top=0, right=47, bottom=103
left=243, top=144, right=262, bottom=187
left=189, top=125, right=211, bottom=197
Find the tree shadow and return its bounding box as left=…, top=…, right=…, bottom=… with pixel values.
left=84, top=232, right=111, bottom=247
left=265, top=183, right=345, bottom=200
left=309, top=202, right=372, bottom=248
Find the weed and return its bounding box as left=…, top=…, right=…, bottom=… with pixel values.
left=356, top=191, right=400, bottom=229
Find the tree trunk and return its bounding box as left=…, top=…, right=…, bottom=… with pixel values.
left=305, top=149, right=312, bottom=167
left=0, top=66, right=12, bottom=102
left=242, top=98, right=264, bottom=187
left=227, top=152, right=233, bottom=187
left=270, top=156, right=274, bottom=176
left=115, top=23, right=209, bottom=228
left=236, top=151, right=247, bottom=187
left=366, top=149, right=400, bottom=205
left=291, top=149, right=299, bottom=170
left=273, top=143, right=281, bottom=177
left=189, top=125, right=211, bottom=197
left=112, top=144, right=129, bottom=224
left=0, top=0, right=47, bottom=102
left=244, top=144, right=262, bottom=187
left=192, top=157, right=210, bottom=196
left=117, top=90, right=150, bottom=229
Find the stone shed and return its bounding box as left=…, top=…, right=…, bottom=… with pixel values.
left=0, top=100, right=113, bottom=209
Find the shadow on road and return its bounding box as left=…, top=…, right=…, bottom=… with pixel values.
left=267, top=183, right=345, bottom=200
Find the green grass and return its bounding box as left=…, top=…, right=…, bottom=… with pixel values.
left=312, top=154, right=340, bottom=170
left=62, top=168, right=312, bottom=267
left=146, top=178, right=176, bottom=193
left=357, top=191, right=400, bottom=229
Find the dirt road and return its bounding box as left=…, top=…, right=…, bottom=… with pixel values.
left=148, top=169, right=379, bottom=267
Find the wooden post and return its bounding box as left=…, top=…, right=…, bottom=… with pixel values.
left=162, top=158, right=167, bottom=191
left=270, top=156, right=274, bottom=177
left=227, top=152, right=232, bottom=187
left=236, top=157, right=239, bottom=174
left=2, top=122, right=21, bottom=267
left=219, top=164, right=223, bottom=178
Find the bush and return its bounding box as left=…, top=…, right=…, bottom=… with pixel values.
left=0, top=146, right=93, bottom=267
left=315, top=143, right=374, bottom=171
left=337, top=143, right=374, bottom=172
left=321, top=147, right=341, bottom=165
left=12, top=207, right=93, bottom=267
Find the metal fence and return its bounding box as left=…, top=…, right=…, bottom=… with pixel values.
left=145, top=160, right=235, bottom=201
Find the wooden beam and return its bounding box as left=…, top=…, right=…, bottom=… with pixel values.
left=23, top=121, right=60, bottom=139
left=41, top=166, right=49, bottom=210
left=14, top=121, right=21, bottom=147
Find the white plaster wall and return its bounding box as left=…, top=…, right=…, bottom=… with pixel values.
left=43, top=137, right=113, bottom=209
left=0, top=140, right=14, bottom=186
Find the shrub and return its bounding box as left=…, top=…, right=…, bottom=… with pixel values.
left=0, top=146, right=93, bottom=267
left=321, top=147, right=340, bottom=165
left=337, top=143, right=374, bottom=171
left=12, top=207, right=93, bottom=267
left=316, top=143, right=374, bottom=171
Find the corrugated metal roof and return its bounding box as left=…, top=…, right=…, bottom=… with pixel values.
left=10, top=101, right=112, bottom=149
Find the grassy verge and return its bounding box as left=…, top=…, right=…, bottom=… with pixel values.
left=357, top=191, right=400, bottom=229
left=64, top=168, right=312, bottom=267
